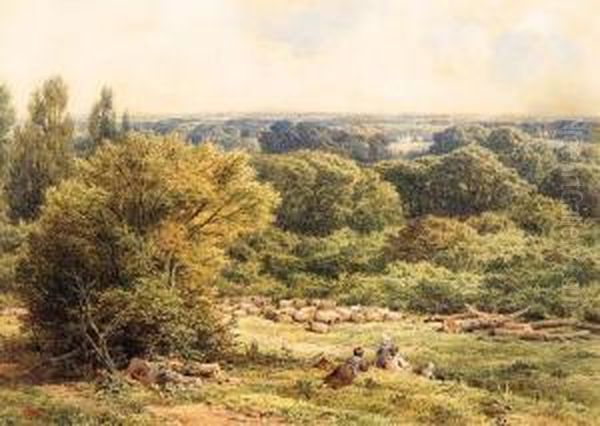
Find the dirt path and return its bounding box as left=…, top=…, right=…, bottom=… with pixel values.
left=147, top=404, right=285, bottom=425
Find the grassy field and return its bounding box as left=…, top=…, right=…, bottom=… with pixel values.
left=1, top=311, right=599, bottom=425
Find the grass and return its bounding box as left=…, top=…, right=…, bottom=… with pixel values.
left=1, top=311, right=599, bottom=425
left=210, top=317, right=600, bottom=425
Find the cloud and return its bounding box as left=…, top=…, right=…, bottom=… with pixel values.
left=0, top=0, right=598, bottom=116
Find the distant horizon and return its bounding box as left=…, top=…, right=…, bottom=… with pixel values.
left=73, top=110, right=600, bottom=122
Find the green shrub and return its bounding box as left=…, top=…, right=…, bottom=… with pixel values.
left=0, top=217, right=29, bottom=292
left=223, top=227, right=388, bottom=298
left=337, top=274, right=388, bottom=307
left=508, top=194, right=575, bottom=235
left=17, top=134, right=277, bottom=369
left=385, top=262, right=481, bottom=314
left=465, top=212, right=515, bottom=235
left=385, top=216, right=477, bottom=265
left=337, top=262, right=481, bottom=314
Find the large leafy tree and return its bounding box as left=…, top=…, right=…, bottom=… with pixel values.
left=254, top=151, right=402, bottom=236
left=18, top=133, right=277, bottom=369
left=0, top=84, right=15, bottom=174
left=376, top=157, right=437, bottom=217
left=379, top=147, right=530, bottom=217
left=427, top=146, right=531, bottom=216
left=6, top=77, right=74, bottom=221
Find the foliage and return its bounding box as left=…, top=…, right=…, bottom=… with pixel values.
left=255, top=151, right=402, bottom=236
left=478, top=235, right=599, bottom=318
left=481, top=127, right=557, bottom=185
left=540, top=163, right=600, bottom=219
left=0, top=213, right=29, bottom=292
left=0, top=83, right=15, bottom=174
left=223, top=227, right=389, bottom=299
left=464, top=212, right=515, bottom=235
left=86, top=86, right=118, bottom=153
left=508, top=194, right=575, bottom=235
left=375, top=158, right=433, bottom=217
left=385, top=216, right=477, bottom=265
left=17, top=133, right=278, bottom=369
left=6, top=77, right=74, bottom=221
left=378, top=146, right=531, bottom=217
left=189, top=123, right=260, bottom=153
left=343, top=262, right=482, bottom=314
left=121, top=110, right=132, bottom=135
left=429, top=126, right=557, bottom=186
left=429, top=125, right=489, bottom=155
left=426, top=146, right=531, bottom=216
left=259, top=120, right=393, bottom=162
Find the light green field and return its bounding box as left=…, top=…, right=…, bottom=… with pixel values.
left=1, top=313, right=599, bottom=425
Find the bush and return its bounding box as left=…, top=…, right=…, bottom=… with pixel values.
left=385, top=262, right=481, bottom=314
left=482, top=127, right=557, bottom=185
left=580, top=288, right=600, bottom=323
left=465, top=212, right=515, bottom=235
left=338, top=262, right=481, bottom=314
left=541, top=163, right=600, bottom=219
left=254, top=151, right=402, bottom=236
left=0, top=215, right=29, bottom=292
left=337, top=274, right=389, bottom=307
left=508, top=194, right=575, bottom=235
left=17, top=133, right=277, bottom=369
left=477, top=238, right=600, bottom=318
left=385, top=216, right=477, bottom=264
left=223, top=227, right=389, bottom=298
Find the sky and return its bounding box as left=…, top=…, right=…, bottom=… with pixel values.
left=0, top=0, right=599, bottom=117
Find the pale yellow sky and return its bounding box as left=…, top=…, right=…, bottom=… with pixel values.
left=1, top=0, right=599, bottom=117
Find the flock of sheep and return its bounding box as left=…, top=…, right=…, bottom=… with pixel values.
left=224, top=296, right=405, bottom=333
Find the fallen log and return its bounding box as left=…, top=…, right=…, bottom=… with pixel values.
left=459, top=317, right=510, bottom=332
left=425, top=312, right=478, bottom=322
left=577, top=322, right=600, bottom=334
left=491, top=328, right=591, bottom=341
left=499, top=321, right=533, bottom=331
left=530, top=319, right=578, bottom=330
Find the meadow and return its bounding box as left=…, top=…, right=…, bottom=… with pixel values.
left=2, top=307, right=599, bottom=425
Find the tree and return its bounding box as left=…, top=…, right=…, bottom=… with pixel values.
left=376, top=157, right=437, bottom=217
left=540, top=163, right=600, bottom=219
left=121, top=110, right=132, bottom=136
left=427, top=146, right=531, bottom=216
left=379, top=147, right=531, bottom=217
left=6, top=77, right=74, bottom=221
left=0, top=84, right=15, bottom=174
left=254, top=151, right=402, bottom=236
left=18, top=133, right=278, bottom=369
left=258, top=120, right=392, bottom=162
left=429, top=125, right=490, bottom=155
left=88, top=86, right=118, bottom=151
left=481, top=128, right=557, bottom=185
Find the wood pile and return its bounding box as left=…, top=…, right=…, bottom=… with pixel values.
left=426, top=305, right=598, bottom=341
left=125, top=358, right=224, bottom=388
